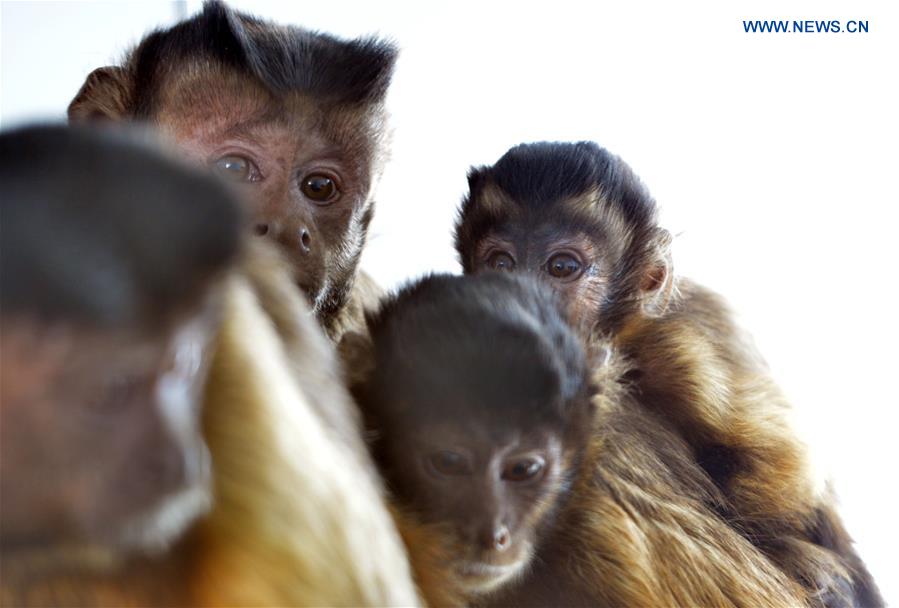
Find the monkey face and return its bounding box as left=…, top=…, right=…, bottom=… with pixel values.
left=469, top=227, right=615, bottom=331
left=153, top=72, right=381, bottom=325
left=456, top=142, right=673, bottom=331
left=386, top=425, right=570, bottom=594
left=0, top=303, right=218, bottom=560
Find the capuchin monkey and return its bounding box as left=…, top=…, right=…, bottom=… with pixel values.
left=454, top=141, right=882, bottom=607
left=68, top=0, right=396, bottom=342
left=348, top=272, right=823, bottom=607
left=0, top=125, right=419, bottom=607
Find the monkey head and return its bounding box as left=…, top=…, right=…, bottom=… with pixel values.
left=68, top=1, right=397, bottom=331
left=455, top=141, right=673, bottom=333
left=0, top=125, right=241, bottom=566
left=351, top=273, right=594, bottom=596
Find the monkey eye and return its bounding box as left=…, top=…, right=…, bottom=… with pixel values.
left=301, top=173, right=339, bottom=204
left=83, top=374, right=144, bottom=417
left=546, top=253, right=582, bottom=279
left=211, top=155, right=259, bottom=182
left=501, top=457, right=545, bottom=482
left=486, top=251, right=516, bottom=272
left=427, top=451, right=472, bottom=477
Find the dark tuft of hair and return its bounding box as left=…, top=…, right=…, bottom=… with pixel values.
left=131, top=0, right=397, bottom=115
left=463, top=141, right=657, bottom=229
left=0, top=124, right=243, bottom=327
left=362, top=273, right=591, bottom=431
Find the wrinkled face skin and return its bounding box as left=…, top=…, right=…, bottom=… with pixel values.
left=463, top=186, right=666, bottom=333
left=0, top=304, right=218, bottom=560
left=464, top=191, right=623, bottom=332
left=154, top=66, right=382, bottom=323
left=472, top=230, right=610, bottom=332
left=385, top=423, right=569, bottom=595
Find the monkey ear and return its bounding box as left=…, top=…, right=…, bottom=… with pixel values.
left=68, top=67, right=133, bottom=122
left=641, top=264, right=668, bottom=292
left=338, top=331, right=376, bottom=388
left=640, top=228, right=674, bottom=316
left=466, top=166, right=487, bottom=194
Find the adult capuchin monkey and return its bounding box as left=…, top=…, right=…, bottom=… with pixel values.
left=68, top=0, right=395, bottom=342
left=0, top=125, right=419, bottom=607
left=63, top=5, right=468, bottom=605
left=454, top=141, right=882, bottom=607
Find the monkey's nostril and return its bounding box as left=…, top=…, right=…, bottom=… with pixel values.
left=300, top=229, right=311, bottom=252
left=494, top=527, right=511, bottom=552
left=253, top=223, right=269, bottom=236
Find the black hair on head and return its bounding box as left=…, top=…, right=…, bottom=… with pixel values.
left=364, top=272, right=591, bottom=432
left=0, top=124, right=243, bottom=327
left=131, top=0, right=397, bottom=114
left=460, top=141, right=658, bottom=231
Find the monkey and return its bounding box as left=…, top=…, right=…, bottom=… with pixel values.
left=67, top=0, right=396, bottom=342
left=0, top=124, right=420, bottom=607
left=346, top=270, right=826, bottom=607
left=454, top=141, right=883, bottom=606
left=64, top=5, right=472, bottom=603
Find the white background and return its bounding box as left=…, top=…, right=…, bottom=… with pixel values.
left=2, top=1, right=897, bottom=602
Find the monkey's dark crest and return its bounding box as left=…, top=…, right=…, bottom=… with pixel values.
left=466, top=142, right=655, bottom=224
left=363, top=272, right=592, bottom=433
left=0, top=125, right=242, bottom=327
left=126, top=0, right=397, bottom=118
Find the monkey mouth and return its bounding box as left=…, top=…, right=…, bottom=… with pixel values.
left=295, top=275, right=324, bottom=305
left=455, top=559, right=526, bottom=593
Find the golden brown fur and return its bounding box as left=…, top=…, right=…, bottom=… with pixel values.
left=329, top=269, right=387, bottom=344
left=456, top=141, right=882, bottom=607
left=473, top=347, right=806, bottom=608
left=0, top=245, right=420, bottom=607
left=613, top=279, right=879, bottom=606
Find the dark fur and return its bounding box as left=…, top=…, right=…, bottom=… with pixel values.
left=364, top=273, right=589, bottom=431
left=120, top=0, right=395, bottom=119
left=0, top=125, right=241, bottom=327
left=455, top=141, right=883, bottom=607
left=464, top=141, right=655, bottom=230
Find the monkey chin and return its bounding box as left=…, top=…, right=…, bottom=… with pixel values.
left=117, top=475, right=212, bottom=555
left=454, top=547, right=532, bottom=596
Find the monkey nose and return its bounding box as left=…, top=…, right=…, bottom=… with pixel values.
left=253, top=223, right=269, bottom=236
left=491, top=525, right=511, bottom=552
left=300, top=228, right=312, bottom=254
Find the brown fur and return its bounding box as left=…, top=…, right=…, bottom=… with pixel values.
left=476, top=349, right=805, bottom=608
left=456, top=141, right=882, bottom=607
left=614, top=279, right=881, bottom=606
left=0, top=244, right=419, bottom=607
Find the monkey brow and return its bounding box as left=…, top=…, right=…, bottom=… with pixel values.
left=218, top=105, right=291, bottom=141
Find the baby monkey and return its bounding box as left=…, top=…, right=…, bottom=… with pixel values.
left=349, top=272, right=818, bottom=606
left=350, top=272, right=595, bottom=598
